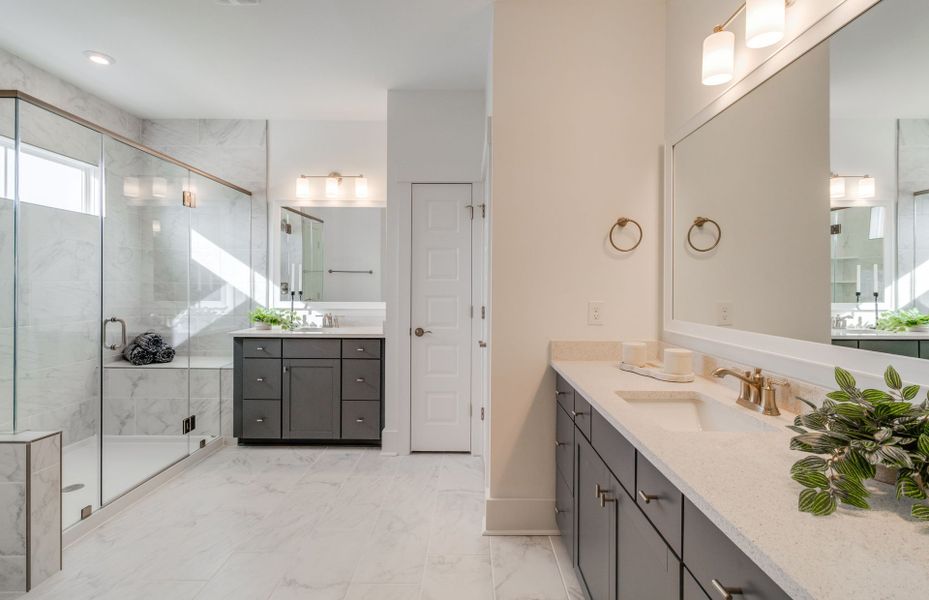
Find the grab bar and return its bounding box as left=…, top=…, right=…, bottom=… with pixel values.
left=103, top=317, right=128, bottom=351
left=328, top=269, right=374, bottom=274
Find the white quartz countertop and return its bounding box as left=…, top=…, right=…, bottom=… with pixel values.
left=552, top=360, right=929, bottom=600
left=231, top=326, right=384, bottom=338
left=832, top=328, right=929, bottom=340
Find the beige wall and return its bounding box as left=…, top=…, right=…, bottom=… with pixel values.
left=487, top=0, right=665, bottom=531
left=672, top=44, right=831, bottom=343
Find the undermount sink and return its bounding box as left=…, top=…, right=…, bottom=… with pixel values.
left=615, top=391, right=777, bottom=433
left=293, top=326, right=324, bottom=332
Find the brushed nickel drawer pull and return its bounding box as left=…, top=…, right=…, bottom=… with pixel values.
left=256, top=418, right=265, bottom=423
left=570, top=410, right=584, bottom=418
left=554, top=441, right=566, bottom=447
left=355, top=417, right=365, bottom=423
left=554, top=506, right=564, bottom=515
left=638, top=490, right=659, bottom=504
left=255, top=346, right=264, bottom=351
left=355, top=377, right=365, bottom=383
left=356, top=347, right=365, bottom=352
left=710, top=579, right=743, bottom=599
left=256, top=377, right=265, bottom=382
left=555, top=390, right=569, bottom=397
left=596, top=484, right=615, bottom=508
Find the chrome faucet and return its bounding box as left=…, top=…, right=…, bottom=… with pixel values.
left=712, top=367, right=780, bottom=416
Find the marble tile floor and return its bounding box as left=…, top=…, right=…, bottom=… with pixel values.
left=16, top=446, right=583, bottom=600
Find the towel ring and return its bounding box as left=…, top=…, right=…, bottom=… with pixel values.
left=608, top=217, right=643, bottom=253
left=687, top=217, right=721, bottom=253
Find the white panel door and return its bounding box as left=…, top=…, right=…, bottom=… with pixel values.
left=411, top=183, right=472, bottom=451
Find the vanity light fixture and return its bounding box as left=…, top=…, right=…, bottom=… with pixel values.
left=830, top=174, right=846, bottom=199
left=122, top=177, right=140, bottom=198
left=831, top=173, right=876, bottom=200
left=702, top=0, right=795, bottom=86
left=151, top=177, right=167, bottom=199
left=858, top=175, right=876, bottom=199
left=295, top=172, right=366, bottom=200
left=83, top=50, right=115, bottom=66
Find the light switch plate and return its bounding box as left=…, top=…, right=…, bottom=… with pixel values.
left=588, top=301, right=605, bottom=325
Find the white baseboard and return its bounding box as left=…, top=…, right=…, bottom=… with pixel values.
left=484, top=495, right=558, bottom=534
left=62, top=437, right=224, bottom=548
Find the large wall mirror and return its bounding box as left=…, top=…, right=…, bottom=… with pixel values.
left=275, top=204, right=384, bottom=304
left=672, top=0, right=929, bottom=366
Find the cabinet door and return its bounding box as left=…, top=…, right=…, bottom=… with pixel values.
left=576, top=435, right=617, bottom=600
left=556, top=404, right=574, bottom=491
left=617, top=494, right=681, bottom=600
left=282, top=359, right=341, bottom=439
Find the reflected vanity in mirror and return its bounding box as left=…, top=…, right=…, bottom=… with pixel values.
left=277, top=205, right=384, bottom=303
left=672, top=0, right=929, bottom=361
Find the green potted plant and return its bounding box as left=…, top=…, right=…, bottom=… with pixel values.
left=789, top=365, right=929, bottom=519
left=249, top=307, right=285, bottom=330
left=876, top=308, right=929, bottom=333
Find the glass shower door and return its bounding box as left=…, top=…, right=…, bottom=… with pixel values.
left=0, top=99, right=14, bottom=434
left=101, top=137, right=190, bottom=503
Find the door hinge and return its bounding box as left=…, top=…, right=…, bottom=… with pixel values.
left=479, top=203, right=486, bottom=218
left=466, top=204, right=475, bottom=220
left=470, top=305, right=474, bottom=318
left=80, top=505, right=92, bottom=520
left=182, top=417, right=191, bottom=434
left=199, top=438, right=207, bottom=449
left=182, top=191, right=197, bottom=208
left=481, top=306, right=486, bottom=319
left=480, top=407, right=485, bottom=421
left=189, top=414, right=196, bottom=432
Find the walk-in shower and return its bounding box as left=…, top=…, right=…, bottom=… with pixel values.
left=0, top=91, right=252, bottom=529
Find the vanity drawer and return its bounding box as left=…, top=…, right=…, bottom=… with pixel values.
left=242, top=359, right=282, bottom=399
left=283, top=338, right=341, bottom=359
left=635, top=453, right=683, bottom=556
left=341, top=360, right=381, bottom=400
left=859, top=339, right=919, bottom=358
left=591, top=410, right=635, bottom=496
left=241, top=400, right=281, bottom=439
left=555, top=404, right=574, bottom=492
left=573, top=393, right=592, bottom=441
left=555, top=373, right=574, bottom=413
left=342, top=339, right=381, bottom=359
left=243, top=338, right=281, bottom=358
left=683, top=499, right=790, bottom=600
left=341, top=401, right=381, bottom=439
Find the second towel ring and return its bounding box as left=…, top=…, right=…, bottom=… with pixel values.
left=609, top=217, right=643, bottom=252
left=687, top=217, right=721, bottom=253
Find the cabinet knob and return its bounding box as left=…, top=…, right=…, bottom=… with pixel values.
left=256, top=417, right=265, bottom=423
left=355, top=418, right=365, bottom=423
left=356, top=347, right=365, bottom=352
left=554, top=441, right=566, bottom=448
left=256, top=377, right=264, bottom=382
left=355, top=377, right=365, bottom=383
left=638, top=490, right=660, bottom=504
left=710, top=579, right=743, bottom=600
left=555, top=390, right=569, bottom=397
left=570, top=410, right=584, bottom=418
left=256, top=346, right=264, bottom=351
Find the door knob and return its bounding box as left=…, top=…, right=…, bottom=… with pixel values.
left=414, top=327, right=432, bottom=337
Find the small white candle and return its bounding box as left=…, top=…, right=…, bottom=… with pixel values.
left=856, top=265, right=861, bottom=294
left=873, top=264, right=879, bottom=295
left=297, top=264, right=303, bottom=292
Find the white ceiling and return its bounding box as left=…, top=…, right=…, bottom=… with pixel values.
left=830, top=0, right=929, bottom=119
left=0, top=0, right=492, bottom=120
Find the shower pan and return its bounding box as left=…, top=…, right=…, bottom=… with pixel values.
left=0, top=91, right=253, bottom=529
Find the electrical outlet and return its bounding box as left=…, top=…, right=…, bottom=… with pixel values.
left=588, top=301, right=605, bottom=325
left=716, top=302, right=733, bottom=326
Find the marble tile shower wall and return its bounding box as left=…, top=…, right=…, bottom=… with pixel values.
left=898, top=119, right=929, bottom=313
left=141, top=118, right=269, bottom=347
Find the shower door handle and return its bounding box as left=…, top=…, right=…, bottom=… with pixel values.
left=103, top=317, right=128, bottom=352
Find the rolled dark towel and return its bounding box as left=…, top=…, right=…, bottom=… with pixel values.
left=154, top=346, right=175, bottom=364
left=123, top=342, right=154, bottom=366
left=134, top=332, right=166, bottom=353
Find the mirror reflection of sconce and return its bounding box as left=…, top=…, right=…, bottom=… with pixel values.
left=295, top=172, right=369, bottom=200
left=830, top=173, right=876, bottom=201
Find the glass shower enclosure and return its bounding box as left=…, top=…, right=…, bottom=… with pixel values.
left=0, top=91, right=252, bottom=529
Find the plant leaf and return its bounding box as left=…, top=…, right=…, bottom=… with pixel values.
left=918, top=434, right=929, bottom=458
left=912, top=505, right=929, bottom=521
left=787, top=425, right=808, bottom=435
left=879, top=445, right=914, bottom=469
left=834, top=474, right=869, bottom=498
left=835, top=367, right=857, bottom=392
left=902, top=385, right=920, bottom=401
left=837, top=490, right=870, bottom=510
left=791, top=470, right=829, bottom=489
left=884, top=366, right=903, bottom=390
left=896, top=475, right=927, bottom=500
left=791, top=456, right=827, bottom=475
left=827, top=390, right=851, bottom=402
left=835, top=450, right=876, bottom=480
left=833, top=402, right=867, bottom=419
left=875, top=402, right=913, bottom=420
left=799, top=490, right=837, bottom=516
left=862, top=389, right=891, bottom=403
left=791, top=432, right=845, bottom=454
left=799, top=412, right=828, bottom=431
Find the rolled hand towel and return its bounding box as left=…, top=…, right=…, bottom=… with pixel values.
left=154, top=346, right=175, bottom=364
left=123, top=342, right=154, bottom=365
left=134, top=331, right=166, bottom=353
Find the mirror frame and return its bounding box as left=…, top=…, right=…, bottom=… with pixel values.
left=269, top=198, right=386, bottom=310
left=662, top=0, right=929, bottom=390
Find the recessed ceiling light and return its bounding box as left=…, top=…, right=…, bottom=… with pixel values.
left=83, top=51, right=115, bottom=66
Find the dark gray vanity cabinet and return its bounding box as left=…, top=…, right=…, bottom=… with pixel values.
left=282, top=359, right=340, bottom=439
left=554, top=374, right=790, bottom=600
left=234, top=336, right=384, bottom=444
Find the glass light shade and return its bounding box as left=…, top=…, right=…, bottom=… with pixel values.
left=355, top=177, right=368, bottom=198
left=858, top=176, right=876, bottom=199
left=830, top=176, right=846, bottom=199
left=745, top=0, right=785, bottom=49
left=325, top=176, right=340, bottom=198
left=702, top=30, right=735, bottom=86
left=122, top=176, right=140, bottom=198
left=151, top=177, right=167, bottom=198
left=295, top=177, right=310, bottom=199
